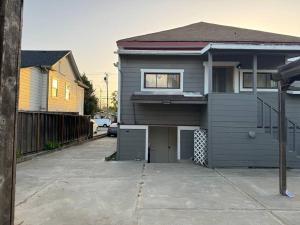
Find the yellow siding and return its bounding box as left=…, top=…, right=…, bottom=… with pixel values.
left=18, top=68, right=31, bottom=110
left=48, top=70, right=84, bottom=114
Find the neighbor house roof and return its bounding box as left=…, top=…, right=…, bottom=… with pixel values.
left=273, top=58, right=300, bottom=85
left=21, top=50, right=70, bottom=68
left=21, top=50, right=88, bottom=89
left=117, top=22, right=300, bottom=49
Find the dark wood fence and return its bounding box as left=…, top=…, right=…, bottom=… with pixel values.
left=17, top=111, right=92, bottom=155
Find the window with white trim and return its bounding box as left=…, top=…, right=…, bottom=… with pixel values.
left=52, top=79, right=58, bottom=97
left=144, top=73, right=180, bottom=89
left=141, top=69, right=183, bottom=91
left=65, top=82, right=71, bottom=100
left=240, top=70, right=277, bottom=91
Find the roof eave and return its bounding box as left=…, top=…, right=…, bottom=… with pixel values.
left=274, top=59, right=300, bottom=83
left=117, top=43, right=300, bottom=56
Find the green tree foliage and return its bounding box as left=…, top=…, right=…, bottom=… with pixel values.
left=110, top=91, right=118, bottom=113
left=81, top=74, right=100, bottom=116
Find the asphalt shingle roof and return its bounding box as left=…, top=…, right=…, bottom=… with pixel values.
left=21, top=50, right=70, bottom=68
left=119, top=22, right=300, bottom=44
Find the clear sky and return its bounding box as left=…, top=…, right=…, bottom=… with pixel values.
left=22, top=0, right=300, bottom=101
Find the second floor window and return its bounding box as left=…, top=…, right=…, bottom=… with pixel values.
left=243, top=72, right=277, bottom=89
left=65, top=83, right=71, bottom=100
left=52, top=79, right=58, bottom=97
left=144, top=73, right=180, bottom=89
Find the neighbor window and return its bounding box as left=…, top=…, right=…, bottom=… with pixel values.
left=242, top=72, right=277, bottom=90
left=52, top=79, right=58, bottom=97
left=144, top=73, right=180, bottom=89
left=65, top=83, right=71, bottom=100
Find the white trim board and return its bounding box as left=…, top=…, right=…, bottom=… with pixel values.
left=117, top=43, right=300, bottom=56
left=117, top=49, right=202, bottom=55
left=119, top=125, right=149, bottom=161
left=119, top=125, right=148, bottom=129
left=203, top=61, right=240, bottom=94
left=140, top=69, right=184, bottom=92
left=239, top=69, right=278, bottom=92
left=177, top=126, right=200, bottom=160
left=200, top=43, right=300, bottom=54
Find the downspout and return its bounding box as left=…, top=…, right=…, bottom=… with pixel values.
left=199, top=43, right=213, bottom=55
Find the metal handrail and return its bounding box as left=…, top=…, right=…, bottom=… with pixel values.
left=257, top=96, right=299, bottom=153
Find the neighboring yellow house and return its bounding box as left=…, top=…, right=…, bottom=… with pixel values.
left=19, top=50, right=87, bottom=115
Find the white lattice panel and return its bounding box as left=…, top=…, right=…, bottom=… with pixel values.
left=194, top=129, right=208, bottom=166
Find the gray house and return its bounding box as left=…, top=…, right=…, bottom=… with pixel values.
left=116, top=22, right=300, bottom=168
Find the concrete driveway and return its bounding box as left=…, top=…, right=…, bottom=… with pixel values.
left=15, top=137, right=300, bottom=225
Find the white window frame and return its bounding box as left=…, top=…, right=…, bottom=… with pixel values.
left=140, top=69, right=184, bottom=92
left=65, top=82, right=71, bottom=100
left=203, top=61, right=240, bottom=94
left=51, top=78, right=58, bottom=97
left=239, top=69, right=278, bottom=92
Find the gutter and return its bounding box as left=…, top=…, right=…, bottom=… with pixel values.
left=76, top=80, right=89, bottom=89
left=116, top=49, right=202, bottom=55
left=199, top=43, right=300, bottom=54
left=116, top=43, right=300, bottom=56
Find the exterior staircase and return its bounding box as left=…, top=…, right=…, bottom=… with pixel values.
left=257, top=96, right=300, bottom=159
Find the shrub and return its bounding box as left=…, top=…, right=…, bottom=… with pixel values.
left=45, top=141, right=60, bottom=150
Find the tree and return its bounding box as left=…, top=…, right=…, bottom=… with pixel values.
left=81, top=74, right=100, bottom=116
left=110, top=91, right=118, bottom=113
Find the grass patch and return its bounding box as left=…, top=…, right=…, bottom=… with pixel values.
left=45, top=141, right=61, bottom=150
left=16, top=149, right=22, bottom=159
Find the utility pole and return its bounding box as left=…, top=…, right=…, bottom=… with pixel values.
left=99, top=87, right=102, bottom=112
left=104, top=73, right=109, bottom=117
left=278, top=81, right=287, bottom=195
left=0, top=1, right=23, bottom=225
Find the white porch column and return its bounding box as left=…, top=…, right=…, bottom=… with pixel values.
left=208, top=52, right=213, bottom=93
left=253, top=55, right=258, bottom=94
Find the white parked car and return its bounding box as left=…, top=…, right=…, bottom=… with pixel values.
left=94, top=118, right=112, bottom=127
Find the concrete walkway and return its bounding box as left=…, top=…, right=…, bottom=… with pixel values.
left=15, top=138, right=300, bottom=225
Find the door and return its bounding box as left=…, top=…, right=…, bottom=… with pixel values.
left=213, top=67, right=234, bottom=93
left=149, top=126, right=177, bottom=163
left=168, top=127, right=177, bottom=162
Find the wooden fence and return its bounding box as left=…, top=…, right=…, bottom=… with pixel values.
left=17, top=111, right=92, bottom=155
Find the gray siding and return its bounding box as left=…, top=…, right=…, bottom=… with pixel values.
left=118, top=128, right=146, bottom=160
left=120, top=55, right=205, bottom=125
left=129, top=104, right=204, bottom=126
left=180, top=130, right=194, bottom=160
left=208, top=93, right=300, bottom=168
left=199, top=105, right=208, bottom=128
